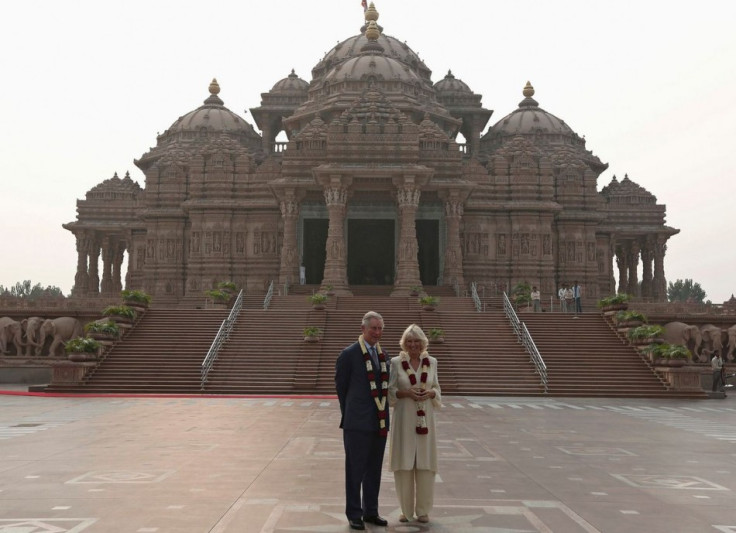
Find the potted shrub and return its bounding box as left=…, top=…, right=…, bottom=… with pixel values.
left=303, top=326, right=323, bottom=342
left=597, top=293, right=631, bottom=313
left=614, top=310, right=647, bottom=328
left=102, top=305, right=138, bottom=324
left=121, top=289, right=151, bottom=310
left=661, top=344, right=692, bottom=366
left=628, top=324, right=665, bottom=347
left=408, top=285, right=422, bottom=297
left=65, top=336, right=102, bottom=362
left=206, top=289, right=231, bottom=307
left=84, top=320, right=121, bottom=341
left=308, top=293, right=328, bottom=310
left=511, top=281, right=532, bottom=309
left=217, top=281, right=237, bottom=294
left=419, top=295, right=438, bottom=311
left=321, top=284, right=335, bottom=296
left=428, top=328, right=445, bottom=344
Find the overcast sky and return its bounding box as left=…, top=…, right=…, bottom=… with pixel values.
left=1, top=0, right=734, bottom=302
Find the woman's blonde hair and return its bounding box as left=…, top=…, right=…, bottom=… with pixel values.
left=399, top=323, right=428, bottom=353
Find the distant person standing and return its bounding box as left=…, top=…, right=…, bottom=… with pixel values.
left=712, top=351, right=726, bottom=395
left=558, top=284, right=568, bottom=313
left=572, top=281, right=582, bottom=314
left=531, top=286, right=541, bottom=312
left=564, top=286, right=574, bottom=313
left=299, top=264, right=306, bottom=285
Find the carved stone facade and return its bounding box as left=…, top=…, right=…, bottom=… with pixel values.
left=64, top=6, right=678, bottom=302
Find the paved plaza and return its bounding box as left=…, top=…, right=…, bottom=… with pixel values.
left=1, top=389, right=735, bottom=533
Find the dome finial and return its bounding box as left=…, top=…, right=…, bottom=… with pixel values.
left=204, top=78, right=224, bottom=106
left=365, top=20, right=381, bottom=41
left=365, top=2, right=379, bottom=23
left=518, top=81, right=539, bottom=108
left=523, top=81, right=534, bottom=98
left=209, top=78, right=221, bottom=95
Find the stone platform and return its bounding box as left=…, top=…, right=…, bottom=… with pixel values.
left=0, top=389, right=735, bottom=532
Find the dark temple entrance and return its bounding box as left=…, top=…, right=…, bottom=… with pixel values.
left=302, top=219, right=328, bottom=284
left=347, top=219, right=395, bottom=285
left=416, top=219, right=440, bottom=286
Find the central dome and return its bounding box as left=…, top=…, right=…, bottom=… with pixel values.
left=323, top=53, right=422, bottom=84
left=310, top=7, right=432, bottom=85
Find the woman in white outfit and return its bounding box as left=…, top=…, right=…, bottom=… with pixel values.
left=388, top=324, right=442, bottom=523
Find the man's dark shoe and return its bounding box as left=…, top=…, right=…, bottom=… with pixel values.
left=348, top=518, right=365, bottom=530
left=363, top=515, right=388, bottom=526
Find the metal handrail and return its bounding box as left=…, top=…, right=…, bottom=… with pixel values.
left=503, top=292, right=521, bottom=340
left=503, top=292, right=548, bottom=393
left=470, top=281, right=482, bottom=312
left=263, top=280, right=274, bottom=310
left=452, top=278, right=460, bottom=297
left=201, top=289, right=244, bottom=389
left=522, top=323, right=548, bottom=393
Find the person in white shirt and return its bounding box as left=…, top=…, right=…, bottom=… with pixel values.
left=531, top=286, right=541, bottom=312
left=712, top=351, right=725, bottom=395
left=558, top=285, right=568, bottom=313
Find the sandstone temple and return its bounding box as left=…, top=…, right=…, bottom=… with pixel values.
left=63, top=4, right=678, bottom=305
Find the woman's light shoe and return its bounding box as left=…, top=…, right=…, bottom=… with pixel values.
left=417, top=515, right=429, bottom=523
left=399, top=514, right=408, bottom=522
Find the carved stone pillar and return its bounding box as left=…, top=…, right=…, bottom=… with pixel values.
left=278, top=197, right=300, bottom=285
left=615, top=245, right=628, bottom=295
left=640, top=237, right=654, bottom=298
left=393, top=185, right=422, bottom=294
left=653, top=235, right=667, bottom=301
left=72, top=232, right=90, bottom=296
left=443, top=200, right=465, bottom=288
left=322, top=186, right=350, bottom=293
left=100, top=237, right=114, bottom=294
left=627, top=241, right=640, bottom=296
left=88, top=237, right=100, bottom=294
left=112, top=240, right=125, bottom=294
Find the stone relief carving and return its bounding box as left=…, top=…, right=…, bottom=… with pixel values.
left=324, top=187, right=347, bottom=206
left=512, top=233, right=520, bottom=257
left=587, top=243, right=596, bottom=262
left=497, top=234, right=507, bottom=256
left=543, top=235, right=551, bottom=256
left=397, top=187, right=420, bottom=207
left=236, top=232, right=245, bottom=254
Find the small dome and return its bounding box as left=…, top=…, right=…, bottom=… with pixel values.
left=323, top=53, right=421, bottom=84
left=488, top=82, right=574, bottom=137
left=163, top=79, right=259, bottom=138
left=270, top=69, right=309, bottom=94
left=434, top=70, right=471, bottom=94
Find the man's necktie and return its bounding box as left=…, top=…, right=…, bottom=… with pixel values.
left=369, top=345, right=379, bottom=369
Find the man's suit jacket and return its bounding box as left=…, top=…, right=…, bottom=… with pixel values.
left=335, top=341, right=390, bottom=433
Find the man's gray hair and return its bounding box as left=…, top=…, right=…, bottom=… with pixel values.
left=362, top=311, right=384, bottom=327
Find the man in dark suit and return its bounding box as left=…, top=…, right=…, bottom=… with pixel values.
left=335, top=311, right=390, bottom=530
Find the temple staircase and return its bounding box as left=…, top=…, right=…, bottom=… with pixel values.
left=43, top=292, right=706, bottom=398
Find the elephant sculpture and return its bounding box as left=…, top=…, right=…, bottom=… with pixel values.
left=726, top=325, right=736, bottom=362
left=0, top=316, right=25, bottom=355
left=21, top=316, right=45, bottom=357
left=39, top=317, right=83, bottom=358
left=700, top=324, right=726, bottom=358
left=663, top=321, right=703, bottom=361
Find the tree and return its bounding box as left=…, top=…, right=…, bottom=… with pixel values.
left=667, top=279, right=706, bottom=303
left=0, top=280, right=64, bottom=299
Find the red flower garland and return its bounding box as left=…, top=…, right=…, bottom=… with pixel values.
left=401, top=355, right=430, bottom=434
left=360, top=336, right=389, bottom=437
